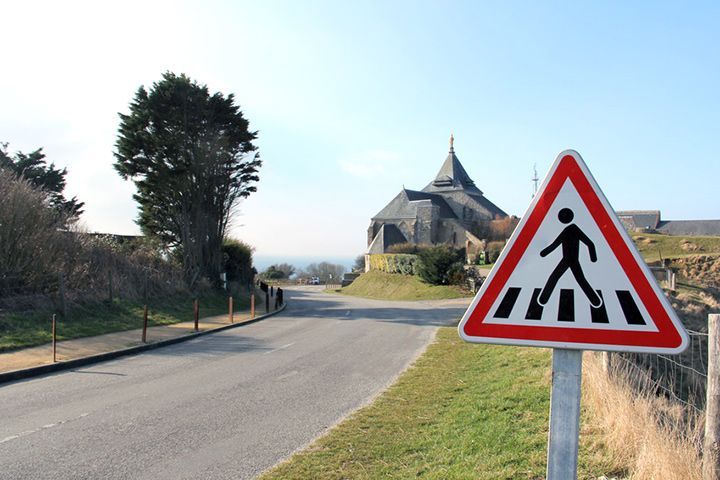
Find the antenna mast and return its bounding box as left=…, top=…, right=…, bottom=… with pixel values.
left=532, top=164, right=539, bottom=197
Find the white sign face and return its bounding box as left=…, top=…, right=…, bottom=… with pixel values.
left=459, top=150, right=688, bottom=354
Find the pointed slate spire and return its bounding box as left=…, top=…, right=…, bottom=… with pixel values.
left=423, top=134, right=482, bottom=194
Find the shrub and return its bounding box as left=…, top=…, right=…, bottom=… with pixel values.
left=223, top=239, right=255, bottom=283
left=0, top=169, right=70, bottom=285
left=367, top=254, right=419, bottom=275
left=416, top=246, right=464, bottom=285
left=486, top=241, right=505, bottom=263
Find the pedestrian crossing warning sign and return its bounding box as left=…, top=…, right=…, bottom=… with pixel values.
left=459, top=150, right=688, bottom=353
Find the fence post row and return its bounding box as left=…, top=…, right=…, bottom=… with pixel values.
left=704, top=314, right=720, bottom=480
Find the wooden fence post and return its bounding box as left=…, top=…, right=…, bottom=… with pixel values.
left=229, top=296, right=234, bottom=323
left=704, top=314, right=720, bottom=480
left=52, top=314, right=57, bottom=363
left=250, top=293, right=255, bottom=319
left=57, top=272, right=67, bottom=317
left=142, top=305, right=149, bottom=343
left=194, top=299, right=199, bottom=332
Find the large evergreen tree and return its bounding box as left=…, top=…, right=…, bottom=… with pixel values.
left=114, top=72, right=261, bottom=288
left=0, top=143, right=84, bottom=219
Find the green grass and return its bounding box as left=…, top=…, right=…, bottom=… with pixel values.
left=0, top=291, right=248, bottom=352
left=333, top=271, right=470, bottom=301
left=261, top=328, right=619, bottom=480
left=631, top=232, right=720, bottom=262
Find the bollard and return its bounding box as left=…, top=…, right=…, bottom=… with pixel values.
left=52, top=314, right=57, bottom=363
left=194, top=299, right=199, bottom=332
left=251, top=293, right=255, bottom=319
left=229, top=296, right=234, bottom=323
left=142, top=305, right=148, bottom=343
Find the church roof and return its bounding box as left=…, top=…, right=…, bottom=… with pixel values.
left=422, top=134, right=483, bottom=194
left=371, top=189, right=457, bottom=220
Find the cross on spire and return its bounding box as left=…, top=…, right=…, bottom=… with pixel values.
left=449, top=133, right=455, bottom=153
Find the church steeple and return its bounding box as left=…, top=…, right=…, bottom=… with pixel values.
left=422, top=135, right=483, bottom=194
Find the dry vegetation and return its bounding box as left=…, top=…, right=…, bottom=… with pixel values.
left=583, top=353, right=702, bottom=479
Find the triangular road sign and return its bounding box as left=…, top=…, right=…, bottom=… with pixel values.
left=459, top=150, right=688, bottom=353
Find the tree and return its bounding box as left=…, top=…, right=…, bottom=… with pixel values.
left=223, top=238, right=254, bottom=284
left=301, top=262, right=346, bottom=281
left=353, top=254, right=366, bottom=272
left=114, top=72, right=261, bottom=288
left=0, top=143, right=84, bottom=219
left=261, top=263, right=295, bottom=280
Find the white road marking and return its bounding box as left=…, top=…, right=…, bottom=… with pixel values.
left=0, top=413, right=89, bottom=444
left=263, top=342, right=295, bottom=355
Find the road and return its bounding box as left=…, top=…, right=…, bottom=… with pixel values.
left=0, top=287, right=469, bottom=479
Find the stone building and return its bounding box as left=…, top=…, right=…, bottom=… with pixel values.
left=366, top=136, right=509, bottom=263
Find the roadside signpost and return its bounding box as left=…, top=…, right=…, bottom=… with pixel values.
left=458, top=150, right=688, bottom=479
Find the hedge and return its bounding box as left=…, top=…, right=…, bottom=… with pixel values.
left=367, top=254, right=418, bottom=275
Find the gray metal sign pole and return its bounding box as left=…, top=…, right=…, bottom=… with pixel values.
left=546, top=348, right=583, bottom=480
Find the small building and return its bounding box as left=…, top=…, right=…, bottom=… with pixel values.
left=366, top=136, right=510, bottom=265
left=617, top=210, right=720, bottom=236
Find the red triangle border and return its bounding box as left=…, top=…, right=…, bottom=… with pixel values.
left=461, top=153, right=686, bottom=351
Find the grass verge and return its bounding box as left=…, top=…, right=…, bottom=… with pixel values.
left=333, top=271, right=469, bottom=301
left=261, top=328, right=621, bottom=480
left=0, top=290, right=249, bottom=352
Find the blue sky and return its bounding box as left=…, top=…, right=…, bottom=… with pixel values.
left=1, top=1, right=718, bottom=264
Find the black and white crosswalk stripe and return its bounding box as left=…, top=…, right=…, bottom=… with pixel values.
left=492, top=287, right=646, bottom=325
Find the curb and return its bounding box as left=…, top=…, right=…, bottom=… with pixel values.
left=0, top=303, right=287, bottom=386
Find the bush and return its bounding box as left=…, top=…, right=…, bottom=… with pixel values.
left=367, top=254, right=419, bottom=275
left=386, top=242, right=434, bottom=254
left=486, top=241, right=506, bottom=264
left=416, top=246, right=464, bottom=285
left=0, top=169, right=70, bottom=285
left=223, top=239, right=255, bottom=284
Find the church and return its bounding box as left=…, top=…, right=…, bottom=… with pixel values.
left=367, top=136, right=510, bottom=261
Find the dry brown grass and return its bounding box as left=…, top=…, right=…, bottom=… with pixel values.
left=582, top=352, right=702, bottom=479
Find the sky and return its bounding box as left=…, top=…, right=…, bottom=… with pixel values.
left=2, top=1, right=719, bottom=267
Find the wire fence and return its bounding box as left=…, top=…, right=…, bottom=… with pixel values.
left=614, top=328, right=708, bottom=415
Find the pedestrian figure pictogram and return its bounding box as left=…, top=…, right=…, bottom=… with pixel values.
left=538, top=207, right=602, bottom=308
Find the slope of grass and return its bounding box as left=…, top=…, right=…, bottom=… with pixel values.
left=0, top=290, right=248, bottom=352
left=334, top=271, right=469, bottom=301
left=261, top=328, right=621, bottom=480
left=631, top=232, right=720, bottom=262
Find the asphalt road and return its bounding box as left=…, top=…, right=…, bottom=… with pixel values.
left=0, top=287, right=469, bottom=480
